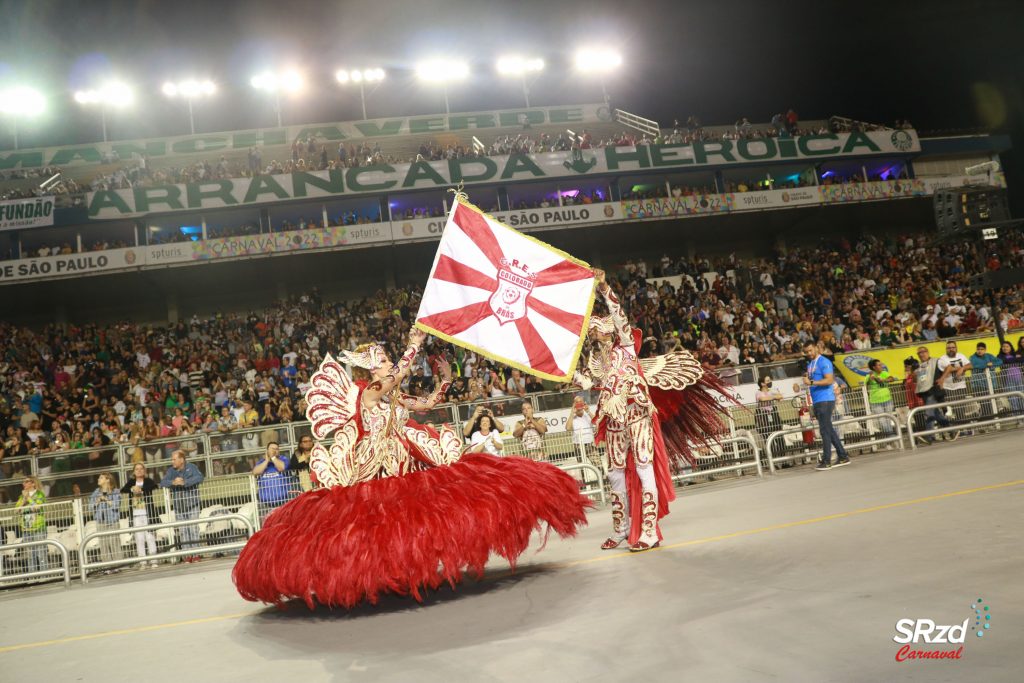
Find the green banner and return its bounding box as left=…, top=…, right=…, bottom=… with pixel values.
left=0, top=105, right=608, bottom=171
left=88, top=131, right=922, bottom=219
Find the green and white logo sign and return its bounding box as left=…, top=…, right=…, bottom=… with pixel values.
left=87, top=130, right=920, bottom=219
left=0, top=105, right=606, bottom=171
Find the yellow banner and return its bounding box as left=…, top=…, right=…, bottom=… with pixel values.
left=835, top=332, right=1024, bottom=385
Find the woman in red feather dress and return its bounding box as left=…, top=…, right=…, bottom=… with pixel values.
left=232, top=327, right=591, bottom=609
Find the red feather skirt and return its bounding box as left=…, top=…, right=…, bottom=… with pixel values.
left=232, top=453, right=592, bottom=608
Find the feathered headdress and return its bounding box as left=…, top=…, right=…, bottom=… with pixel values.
left=341, top=344, right=389, bottom=370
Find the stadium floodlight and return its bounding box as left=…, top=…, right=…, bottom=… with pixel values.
left=0, top=86, right=46, bottom=150
left=250, top=69, right=305, bottom=127
left=573, top=48, right=622, bottom=107
left=573, top=48, right=622, bottom=73
left=161, top=79, right=217, bottom=134
left=335, top=68, right=386, bottom=119
left=496, top=56, right=545, bottom=108
left=415, top=59, right=469, bottom=114
left=72, top=80, right=135, bottom=142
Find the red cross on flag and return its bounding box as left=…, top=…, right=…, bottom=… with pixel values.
left=415, top=198, right=595, bottom=382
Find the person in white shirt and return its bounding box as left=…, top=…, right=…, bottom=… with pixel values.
left=936, top=340, right=971, bottom=425
left=565, top=397, right=596, bottom=466
left=505, top=369, right=527, bottom=397
left=468, top=414, right=503, bottom=455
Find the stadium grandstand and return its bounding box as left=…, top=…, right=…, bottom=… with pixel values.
left=2, top=94, right=1020, bottom=522
left=1, top=4, right=1022, bottom=679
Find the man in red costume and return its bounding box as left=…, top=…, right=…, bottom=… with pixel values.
left=574, top=270, right=723, bottom=552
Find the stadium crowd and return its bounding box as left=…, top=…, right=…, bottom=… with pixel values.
left=2, top=226, right=1023, bottom=503
left=610, top=231, right=1024, bottom=369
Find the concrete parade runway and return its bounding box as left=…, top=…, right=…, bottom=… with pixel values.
left=1, top=430, right=1021, bottom=683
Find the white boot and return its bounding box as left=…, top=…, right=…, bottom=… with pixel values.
left=631, top=465, right=660, bottom=552
left=602, top=469, right=629, bottom=549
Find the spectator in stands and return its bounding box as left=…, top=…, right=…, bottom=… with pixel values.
left=461, top=405, right=504, bottom=439
left=936, top=340, right=970, bottom=426
left=513, top=401, right=547, bottom=460
left=913, top=346, right=955, bottom=441
left=121, top=462, right=159, bottom=568
left=252, top=442, right=290, bottom=520
left=864, top=360, right=896, bottom=442
left=15, top=475, right=48, bottom=573
left=90, top=472, right=124, bottom=570
left=802, top=341, right=850, bottom=470
left=446, top=376, right=468, bottom=403
left=286, top=434, right=314, bottom=493
left=997, top=341, right=1024, bottom=412
left=468, top=414, right=503, bottom=455
left=160, top=450, right=204, bottom=563
left=506, top=369, right=527, bottom=398
left=217, top=406, right=239, bottom=452
left=754, top=375, right=784, bottom=458
left=566, top=397, right=595, bottom=452
left=969, top=341, right=1002, bottom=385
left=969, top=341, right=1003, bottom=418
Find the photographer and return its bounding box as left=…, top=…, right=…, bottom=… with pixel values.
left=461, top=405, right=505, bottom=439
left=467, top=414, right=503, bottom=455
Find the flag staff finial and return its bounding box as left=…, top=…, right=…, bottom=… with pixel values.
left=448, top=182, right=468, bottom=205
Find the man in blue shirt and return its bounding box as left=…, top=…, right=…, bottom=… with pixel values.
left=802, top=342, right=850, bottom=470
left=161, top=450, right=206, bottom=562
left=252, top=442, right=292, bottom=521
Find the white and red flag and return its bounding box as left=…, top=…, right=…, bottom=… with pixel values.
left=415, top=197, right=595, bottom=382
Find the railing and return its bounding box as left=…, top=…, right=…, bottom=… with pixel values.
left=0, top=538, right=72, bottom=587
left=0, top=498, right=83, bottom=576
left=906, top=391, right=1024, bottom=450
left=1, top=387, right=1019, bottom=592
left=558, top=463, right=606, bottom=505
left=764, top=413, right=903, bottom=473
left=500, top=429, right=608, bottom=505
left=672, top=433, right=762, bottom=485
left=79, top=513, right=255, bottom=583
left=614, top=109, right=660, bottom=138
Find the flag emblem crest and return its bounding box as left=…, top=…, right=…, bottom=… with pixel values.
left=415, top=199, right=595, bottom=382
left=489, top=258, right=535, bottom=324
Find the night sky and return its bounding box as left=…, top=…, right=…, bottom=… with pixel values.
left=2, top=0, right=1023, bottom=206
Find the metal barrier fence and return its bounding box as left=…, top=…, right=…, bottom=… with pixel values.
left=906, top=391, right=1024, bottom=450
left=0, top=498, right=83, bottom=579
left=500, top=429, right=608, bottom=504
left=672, top=433, right=763, bottom=485
left=2, top=365, right=1021, bottom=591
left=79, top=514, right=255, bottom=583
left=0, top=538, right=72, bottom=587
left=764, top=413, right=904, bottom=473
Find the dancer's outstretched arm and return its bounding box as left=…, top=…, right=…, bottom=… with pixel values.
left=594, top=269, right=634, bottom=347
